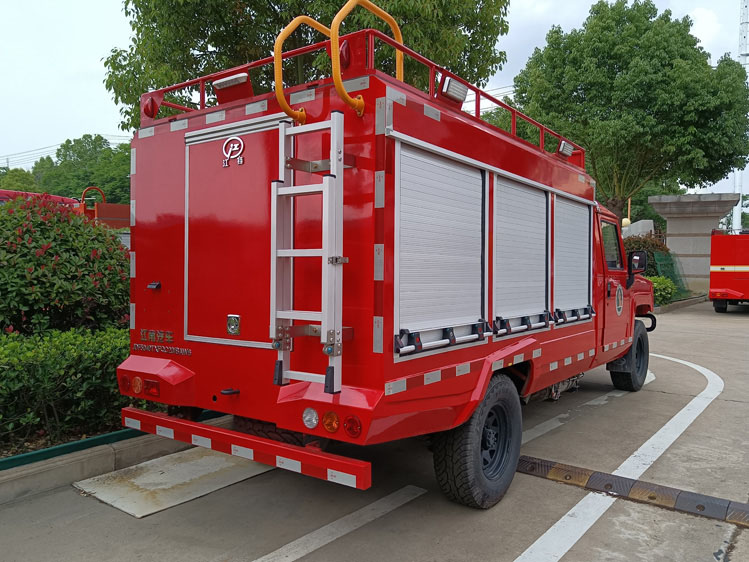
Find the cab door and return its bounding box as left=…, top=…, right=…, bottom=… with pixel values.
left=600, top=219, right=630, bottom=353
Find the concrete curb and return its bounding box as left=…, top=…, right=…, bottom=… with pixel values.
left=0, top=415, right=232, bottom=506
left=654, top=294, right=707, bottom=314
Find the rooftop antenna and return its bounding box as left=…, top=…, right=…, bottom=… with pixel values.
left=733, top=0, right=749, bottom=231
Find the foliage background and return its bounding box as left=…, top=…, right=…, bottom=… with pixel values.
left=0, top=135, right=131, bottom=204
left=0, top=328, right=130, bottom=447
left=0, top=195, right=130, bottom=335
left=645, top=275, right=677, bottom=306
left=623, top=233, right=670, bottom=277
left=104, top=0, right=511, bottom=129
left=486, top=0, right=749, bottom=219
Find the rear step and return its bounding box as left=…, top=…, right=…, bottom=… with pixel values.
left=122, top=407, right=371, bottom=490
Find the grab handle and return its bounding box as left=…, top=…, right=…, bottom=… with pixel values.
left=330, top=0, right=404, bottom=116
left=274, top=16, right=331, bottom=124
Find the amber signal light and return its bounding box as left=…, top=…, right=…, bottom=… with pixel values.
left=322, top=411, right=340, bottom=433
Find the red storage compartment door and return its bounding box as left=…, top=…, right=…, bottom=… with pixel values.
left=184, top=115, right=282, bottom=347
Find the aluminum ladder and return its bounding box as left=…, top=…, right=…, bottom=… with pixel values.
left=270, top=110, right=345, bottom=394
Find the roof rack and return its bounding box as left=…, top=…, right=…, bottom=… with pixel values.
left=139, top=8, right=584, bottom=165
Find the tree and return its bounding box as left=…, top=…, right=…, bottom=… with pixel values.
left=0, top=168, right=37, bottom=191
left=31, top=135, right=131, bottom=204
left=501, top=0, right=749, bottom=218
left=104, top=0, right=510, bottom=130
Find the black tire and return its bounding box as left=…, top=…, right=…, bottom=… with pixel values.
left=610, top=320, right=649, bottom=392
left=167, top=406, right=202, bottom=421
left=432, top=374, right=522, bottom=509
left=714, top=300, right=728, bottom=313
left=232, top=416, right=306, bottom=446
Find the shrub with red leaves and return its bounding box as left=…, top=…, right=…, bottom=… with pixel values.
left=0, top=195, right=130, bottom=334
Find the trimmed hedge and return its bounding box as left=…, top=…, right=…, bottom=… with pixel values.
left=645, top=276, right=677, bottom=306
left=623, top=233, right=669, bottom=277
left=0, top=327, right=131, bottom=447
left=0, top=194, right=130, bottom=335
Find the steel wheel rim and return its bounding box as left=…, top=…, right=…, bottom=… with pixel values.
left=481, top=404, right=511, bottom=480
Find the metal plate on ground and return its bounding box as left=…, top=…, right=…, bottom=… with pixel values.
left=74, top=447, right=273, bottom=518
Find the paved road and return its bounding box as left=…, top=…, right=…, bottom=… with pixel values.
left=1, top=302, right=748, bottom=561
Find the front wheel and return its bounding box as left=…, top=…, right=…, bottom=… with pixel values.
left=610, top=319, right=649, bottom=391
left=432, top=374, right=522, bottom=509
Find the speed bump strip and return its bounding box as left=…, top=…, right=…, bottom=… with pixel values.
left=516, top=455, right=749, bottom=528
left=516, top=456, right=555, bottom=478
left=675, top=491, right=729, bottom=520
left=727, top=502, right=749, bottom=526
left=628, top=481, right=680, bottom=509
left=586, top=471, right=636, bottom=497
left=547, top=464, right=593, bottom=487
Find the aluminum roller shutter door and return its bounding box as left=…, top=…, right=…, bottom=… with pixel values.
left=398, top=145, right=483, bottom=332
left=553, top=197, right=591, bottom=311
left=494, top=177, right=548, bottom=319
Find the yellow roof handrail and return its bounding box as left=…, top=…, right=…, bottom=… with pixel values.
left=274, top=16, right=331, bottom=124
left=330, top=0, right=404, bottom=117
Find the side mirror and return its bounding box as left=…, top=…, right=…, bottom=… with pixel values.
left=628, top=251, right=647, bottom=276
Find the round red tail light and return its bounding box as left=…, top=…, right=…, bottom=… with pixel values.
left=343, top=415, right=362, bottom=438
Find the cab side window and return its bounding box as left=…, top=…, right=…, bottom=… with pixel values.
left=601, top=221, right=623, bottom=270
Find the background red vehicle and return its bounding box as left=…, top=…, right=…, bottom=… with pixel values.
left=0, top=189, right=77, bottom=206
left=709, top=229, right=749, bottom=312
left=117, top=1, right=655, bottom=508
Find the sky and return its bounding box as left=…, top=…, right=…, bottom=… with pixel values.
left=0, top=0, right=744, bottom=194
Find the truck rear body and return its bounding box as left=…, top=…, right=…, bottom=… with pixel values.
left=710, top=229, right=749, bottom=307
left=118, top=22, right=653, bottom=491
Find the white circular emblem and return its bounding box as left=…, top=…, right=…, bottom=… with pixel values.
left=615, top=285, right=624, bottom=316
left=222, top=136, right=244, bottom=160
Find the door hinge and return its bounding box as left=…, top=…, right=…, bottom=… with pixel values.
left=328, top=256, right=349, bottom=265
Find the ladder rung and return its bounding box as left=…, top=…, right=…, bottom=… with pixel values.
left=278, top=184, right=324, bottom=196
left=277, top=310, right=323, bottom=322
left=277, top=249, right=323, bottom=258
left=284, top=371, right=326, bottom=384
left=286, top=120, right=331, bottom=136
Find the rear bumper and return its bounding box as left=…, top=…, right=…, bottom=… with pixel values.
left=709, top=288, right=747, bottom=300
left=121, top=407, right=372, bottom=490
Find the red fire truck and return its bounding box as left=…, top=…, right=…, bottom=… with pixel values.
left=710, top=229, right=749, bottom=312
left=117, top=1, right=655, bottom=508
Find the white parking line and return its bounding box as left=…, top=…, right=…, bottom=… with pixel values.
left=514, top=355, right=723, bottom=562
left=249, top=486, right=426, bottom=562
left=521, top=371, right=655, bottom=445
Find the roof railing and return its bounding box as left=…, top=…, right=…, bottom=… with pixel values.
left=139, top=28, right=584, bottom=166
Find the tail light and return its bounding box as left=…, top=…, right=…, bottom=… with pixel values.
left=343, top=415, right=362, bottom=438
left=132, top=376, right=143, bottom=394
left=144, top=379, right=160, bottom=397
left=322, top=411, right=340, bottom=433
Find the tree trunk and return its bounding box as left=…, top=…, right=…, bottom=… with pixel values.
left=605, top=197, right=626, bottom=221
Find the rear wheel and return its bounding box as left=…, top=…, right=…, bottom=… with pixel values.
left=232, top=416, right=329, bottom=448
left=167, top=406, right=202, bottom=421
left=713, top=300, right=728, bottom=313
left=232, top=416, right=306, bottom=446
left=610, top=320, right=649, bottom=391
left=432, top=374, right=522, bottom=509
